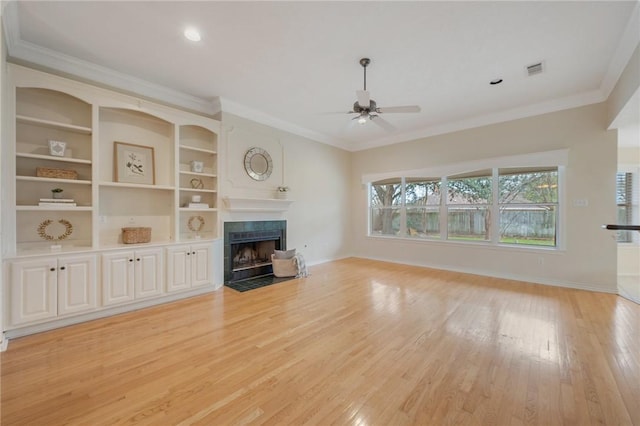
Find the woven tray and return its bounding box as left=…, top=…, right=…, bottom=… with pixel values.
left=36, top=167, right=78, bottom=180
left=122, top=227, right=151, bottom=244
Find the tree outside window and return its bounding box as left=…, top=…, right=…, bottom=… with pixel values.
left=498, top=168, right=558, bottom=246
left=405, top=178, right=441, bottom=238
left=446, top=171, right=492, bottom=241
left=370, top=179, right=402, bottom=236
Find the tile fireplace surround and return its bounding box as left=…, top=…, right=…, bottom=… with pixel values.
left=223, top=221, right=287, bottom=283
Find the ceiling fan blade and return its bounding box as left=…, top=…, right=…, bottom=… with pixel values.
left=356, top=90, right=370, bottom=108
left=377, top=105, right=421, bottom=114
left=370, top=115, right=396, bottom=132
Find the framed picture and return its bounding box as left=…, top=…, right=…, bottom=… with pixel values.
left=114, top=142, right=155, bottom=185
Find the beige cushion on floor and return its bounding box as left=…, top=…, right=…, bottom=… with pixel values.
left=271, top=254, right=298, bottom=277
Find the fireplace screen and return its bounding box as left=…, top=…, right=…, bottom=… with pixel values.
left=225, top=224, right=286, bottom=282
left=232, top=240, right=276, bottom=272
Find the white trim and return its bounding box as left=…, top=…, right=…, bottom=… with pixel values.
left=601, top=2, right=640, bottom=99
left=358, top=255, right=616, bottom=295
left=362, top=149, right=569, bottom=184
left=351, top=91, right=605, bottom=152
left=220, top=98, right=341, bottom=148
left=3, top=285, right=218, bottom=339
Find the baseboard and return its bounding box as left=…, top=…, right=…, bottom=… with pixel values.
left=4, top=285, right=219, bottom=340
left=356, top=255, right=617, bottom=294
left=1, top=334, right=8, bottom=352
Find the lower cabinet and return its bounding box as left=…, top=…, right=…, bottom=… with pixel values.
left=9, top=254, right=97, bottom=326
left=101, top=247, right=163, bottom=306
left=166, top=243, right=212, bottom=292
left=5, top=241, right=216, bottom=334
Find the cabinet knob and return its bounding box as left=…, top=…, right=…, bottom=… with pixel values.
left=192, top=251, right=196, bottom=255
left=186, top=252, right=190, bottom=256
left=129, top=259, right=134, bottom=262
left=50, top=267, right=56, bottom=272
left=60, top=266, right=66, bottom=271
left=136, top=258, right=141, bottom=261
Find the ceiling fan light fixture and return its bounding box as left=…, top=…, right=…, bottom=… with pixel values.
left=358, top=115, right=368, bottom=125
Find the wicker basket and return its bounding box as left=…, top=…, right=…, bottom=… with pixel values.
left=36, top=167, right=78, bottom=180
left=122, top=227, right=151, bottom=244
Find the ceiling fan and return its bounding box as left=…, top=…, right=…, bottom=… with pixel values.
left=348, top=58, right=421, bottom=130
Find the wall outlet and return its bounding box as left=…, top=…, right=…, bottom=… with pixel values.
left=573, top=199, right=589, bottom=207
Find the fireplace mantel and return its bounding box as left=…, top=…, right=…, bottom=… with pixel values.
left=223, top=197, right=294, bottom=212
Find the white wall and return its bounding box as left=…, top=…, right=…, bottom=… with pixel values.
left=219, top=113, right=352, bottom=265
left=350, top=103, right=618, bottom=293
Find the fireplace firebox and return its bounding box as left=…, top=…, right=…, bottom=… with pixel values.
left=224, top=221, right=286, bottom=283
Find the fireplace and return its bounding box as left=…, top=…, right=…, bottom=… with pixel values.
left=224, top=221, right=286, bottom=283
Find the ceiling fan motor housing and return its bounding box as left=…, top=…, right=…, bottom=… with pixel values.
left=353, top=99, right=377, bottom=113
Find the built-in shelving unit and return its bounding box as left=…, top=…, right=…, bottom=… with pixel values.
left=2, top=64, right=223, bottom=338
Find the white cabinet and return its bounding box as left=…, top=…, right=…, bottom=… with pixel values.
left=9, top=254, right=97, bottom=326
left=102, top=247, right=163, bottom=306
left=166, top=243, right=212, bottom=293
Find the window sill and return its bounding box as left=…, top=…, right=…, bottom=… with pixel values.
left=366, top=234, right=565, bottom=254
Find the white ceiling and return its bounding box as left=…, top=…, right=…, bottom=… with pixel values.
left=3, top=1, right=639, bottom=151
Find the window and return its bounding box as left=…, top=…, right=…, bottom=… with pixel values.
left=365, top=150, right=565, bottom=249
left=498, top=168, right=558, bottom=246
left=405, top=178, right=441, bottom=238
left=617, top=172, right=633, bottom=243
left=446, top=171, right=492, bottom=241
left=370, top=179, right=402, bottom=236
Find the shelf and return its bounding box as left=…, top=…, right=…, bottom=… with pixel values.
left=99, top=181, right=175, bottom=191
left=17, top=115, right=92, bottom=134
left=179, top=188, right=217, bottom=193
left=223, top=197, right=293, bottom=212
left=179, top=145, right=217, bottom=155
left=179, top=207, right=218, bottom=212
left=17, top=176, right=92, bottom=185
left=17, top=206, right=93, bottom=211
left=179, top=171, right=217, bottom=178
left=16, top=153, right=92, bottom=164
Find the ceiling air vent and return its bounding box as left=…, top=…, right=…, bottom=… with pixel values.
left=527, top=62, right=544, bottom=76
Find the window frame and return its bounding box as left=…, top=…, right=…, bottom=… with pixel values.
left=364, top=150, right=567, bottom=251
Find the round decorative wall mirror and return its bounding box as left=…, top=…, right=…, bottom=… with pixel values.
left=244, top=147, right=273, bottom=181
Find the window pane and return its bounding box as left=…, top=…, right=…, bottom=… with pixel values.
left=371, top=208, right=400, bottom=236
left=499, top=169, right=558, bottom=204
left=447, top=173, right=492, bottom=240
left=405, top=179, right=441, bottom=206
left=499, top=205, right=556, bottom=246
left=371, top=181, right=402, bottom=207
left=407, top=207, right=440, bottom=238
left=447, top=206, right=490, bottom=241
left=616, top=173, right=633, bottom=243
left=447, top=175, right=492, bottom=204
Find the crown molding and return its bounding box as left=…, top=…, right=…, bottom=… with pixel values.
left=350, top=89, right=606, bottom=152
left=1, top=0, right=635, bottom=152
left=600, top=2, right=640, bottom=99
left=220, top=97, right=347, bottom=149
left=2, top=2, right=219, bottom=116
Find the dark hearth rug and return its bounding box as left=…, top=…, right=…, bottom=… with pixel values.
left=225, top=275, right=295, bottom=292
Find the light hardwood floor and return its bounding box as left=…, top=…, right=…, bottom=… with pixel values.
left=1, top=258, right=638, bottom=425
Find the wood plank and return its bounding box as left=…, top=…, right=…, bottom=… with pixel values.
left=1, top=258, right=638, bottom=425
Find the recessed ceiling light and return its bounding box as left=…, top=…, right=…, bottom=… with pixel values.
left=490, top=78, right=503, bottom=85
left=184, top=27, right=201, bottom=42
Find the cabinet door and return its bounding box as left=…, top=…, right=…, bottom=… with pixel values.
left=102, top=251, right=135, bottom=306
left=166, top=245, right=191, bottom=292
left=191, top=243, right=212, bottom=288
left=58, top=254, right=97, bottom=316
left=10, top=258, right=57, bottom=326
left=134, top=248, right=163, bottom=299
